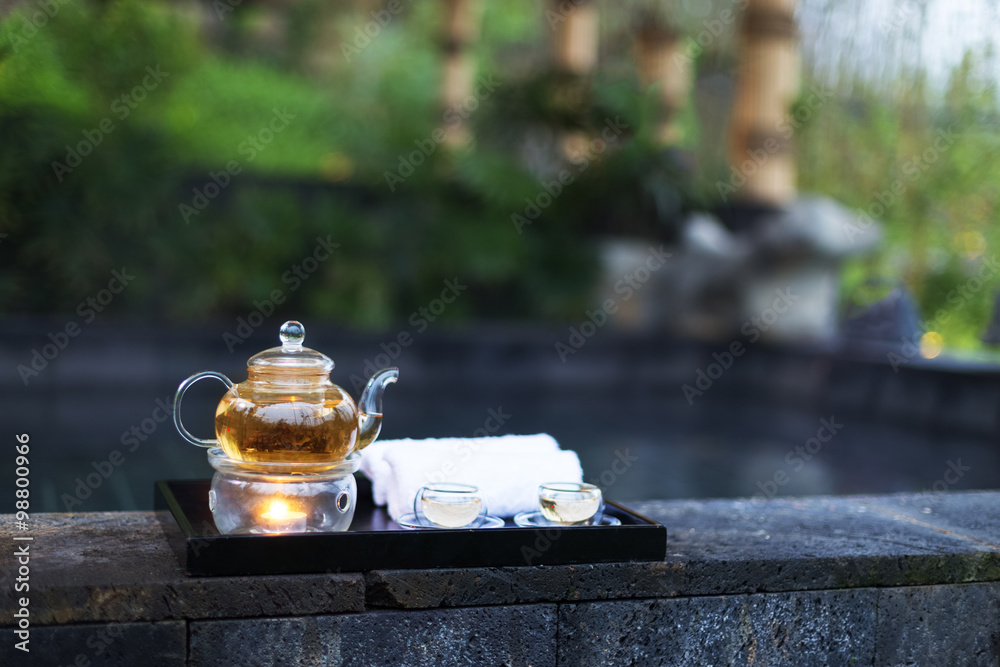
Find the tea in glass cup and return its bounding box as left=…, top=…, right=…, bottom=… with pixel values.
left=539, top=482, right=603, bottom=525
left=415, top=483, right=486, bottom=528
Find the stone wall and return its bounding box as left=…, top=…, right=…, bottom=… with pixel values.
left=3, top=490, right=1000, bottom=665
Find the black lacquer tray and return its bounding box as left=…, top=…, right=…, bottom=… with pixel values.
left=155, top=478, right=667, bottom=576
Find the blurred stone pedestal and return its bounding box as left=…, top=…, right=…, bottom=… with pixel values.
left=600, top=196, right=882, bottom=343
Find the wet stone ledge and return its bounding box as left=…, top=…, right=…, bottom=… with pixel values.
left=2, top=490, right=1000, bottom=666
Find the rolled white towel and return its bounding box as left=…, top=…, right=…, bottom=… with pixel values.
left=360, top=434, right=564, bottom=505
left=360, top=434, right=583, bottom=521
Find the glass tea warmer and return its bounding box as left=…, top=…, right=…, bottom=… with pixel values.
left=206, top=448, right=361, bottom=534
left=174, top=320, right=397, bottom=534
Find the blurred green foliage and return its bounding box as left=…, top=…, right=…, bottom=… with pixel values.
left=0, top=0, right=691, bottom=327
left=790, top=53, right=1000, bottom=350
left=1, top=0, right=997, bottom=350
left=0, top=0, right=677, bottom=326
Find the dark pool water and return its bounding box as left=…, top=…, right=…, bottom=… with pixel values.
left=3, top=320, right=997, bottom=512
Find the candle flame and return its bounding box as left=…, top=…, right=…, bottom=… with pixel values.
left=263, top=499, right=291, bottom=519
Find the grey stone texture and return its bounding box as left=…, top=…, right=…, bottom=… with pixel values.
left=0, top=512, right=364, bottom=625
left=367, top=492, right=1000, bottom=611
left=558, top=589, right=878, bottom=666
left=0, top=620, right=185, bottom=666
left=874, top=583, right=1000, bottom=666
left=2, top=491, right=999, bottom=665
left=188, top=604, right=556, bottom=667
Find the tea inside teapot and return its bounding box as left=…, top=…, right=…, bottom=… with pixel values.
left=215, top=387, right=362, bottom=464
left=174, top=320, right=397, bottom=468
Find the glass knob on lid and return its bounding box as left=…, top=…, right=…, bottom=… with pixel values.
left=279, top=320, right=306, bottom=350
left=247, top=321, right=334, bottom=374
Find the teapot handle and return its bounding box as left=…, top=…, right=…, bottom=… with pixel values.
left=174, top=371, right=234, bottom=447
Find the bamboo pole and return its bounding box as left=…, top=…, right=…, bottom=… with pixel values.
left=634, top=18, right=690, bottom=146
left=243, top=0, right=293, bottom=57
left=728, top=0, right=800, bottom=205
left=302, top=3, right=344, bottom=77
left=440, top=0, right=484, bottom=148
left=551, top=0, right=599, bottom=75
left=549, top=0, right=599, bottom=162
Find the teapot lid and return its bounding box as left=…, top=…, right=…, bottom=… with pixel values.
left=247, top=321, right=334, bottom=373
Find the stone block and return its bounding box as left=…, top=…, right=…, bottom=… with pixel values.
left=875, top=583, right=1000, bottom=666
left=558, top=595, right=750, bottom=666
left=746, top=588, right=876, bottom=666
left=0, top=621, right=185, bottom=666
left=0, top=512, right=365, bottom=625
left=365, top=567, right=574, bottom=609
left=558, top=589, right=877, bottom=666
left=189, top=604, right=556, bottom=667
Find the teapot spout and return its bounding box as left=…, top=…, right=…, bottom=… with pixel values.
left=356, top=367, right=398, bottom=451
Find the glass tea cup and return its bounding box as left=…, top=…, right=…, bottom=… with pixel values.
left=414, top=483, right=487, bottom=528
left=538, top=482, right=603, bottom=525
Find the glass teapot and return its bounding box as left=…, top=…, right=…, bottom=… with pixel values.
left=174, top=320, right=397, bottom=467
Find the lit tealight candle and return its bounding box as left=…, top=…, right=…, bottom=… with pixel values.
left=260, top=499, right=307, bottom=534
